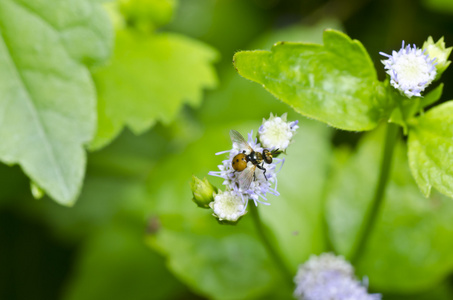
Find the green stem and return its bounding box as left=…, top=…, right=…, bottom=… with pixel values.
left=249, top=203, right=294, bottom=285
left=351, top=123, right=399, bottom=264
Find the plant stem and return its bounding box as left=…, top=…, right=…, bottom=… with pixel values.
left=351, top=123, right=399, bottom=264
left=249, top=203, right=294, bottom=285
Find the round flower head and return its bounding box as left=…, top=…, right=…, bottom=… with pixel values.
left=380, top=41, right=437, bottom=98
left=209, top=130, right=281, bottom=206
left=209, top=190, right=246, bottom=222
left=258, top=113, right=299, bottom=151
left=294, top=253, right=381, bottom=300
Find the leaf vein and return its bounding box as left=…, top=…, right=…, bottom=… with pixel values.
left=0, top=13, right=70, bottom=198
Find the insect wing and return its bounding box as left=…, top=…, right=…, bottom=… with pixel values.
left=230, top=130, right=253, bottom=152
left=238, top=164, right=256, bottom=190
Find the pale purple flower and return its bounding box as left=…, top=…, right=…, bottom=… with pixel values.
left=380, top=41, right=437, bottom=98
left=294, top=253, right=381, bottom=300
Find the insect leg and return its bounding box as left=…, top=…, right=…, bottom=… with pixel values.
left=256, top=163, right=267, bottom=181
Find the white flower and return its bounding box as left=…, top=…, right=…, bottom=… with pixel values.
left=380, top=41, right=437, bottom=98
left=294, top=253, right=381, bottom=300
left=209, top=190, right=247, bottom=222
left=209, top=130, right=282, bottom=206
left=258, top=113, right=299, bottom=151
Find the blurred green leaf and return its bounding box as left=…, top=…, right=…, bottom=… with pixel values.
left=33, top=173, right=149, bottom=242
left=326, top=127, right=453, bottom=292
left=408, top=101, right=453, bottom=199
left=91, top=29, right=218, bottom=149
left=0, top=0, right=112, bottom=205
left=385, top=283, right=453, bottom=300
left=167, top=0, right=272, bottom=69
left=64, top=223, right=190, bottom=300
left=148, top=217, right=278, bottom=300
left=0, top=163, right=30, bottom=208
left=423, top=0, right=453, bottom=14
left=419, top=83, right=444, bottom=110
left=119, top=0, right=177, bottom=32
left=233, top=29, right=393, bottom=131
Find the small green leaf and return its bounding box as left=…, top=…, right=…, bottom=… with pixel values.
left=233, top=29, right=393, bottom=131
left=419, top=84, right=444, bottom=110
left=388, top=89, right=419, bottom=134
left=389, top=84, right=443, bottom=134
left=91, top=30, right=218, bottom=149
left=0, top=0, right=112, bottom=205
left=408, top=101, right=453, bottom=198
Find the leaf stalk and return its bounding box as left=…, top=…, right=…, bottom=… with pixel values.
left=249, top=203, right=294, bottom=286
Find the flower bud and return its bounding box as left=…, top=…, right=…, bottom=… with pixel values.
left=30, top=182, right=44, bottom=199
left=423, top=36, right=452, bottom=80
left=191, top=175, right=217, bottom=208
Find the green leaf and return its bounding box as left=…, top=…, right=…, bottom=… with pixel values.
left=419, top=84, right=444, bottom=110
left=326, top=127, right=453, bottom=292
left=91, top=30, right=218, bottom=149
left=64, top=224, right=190, bottom=300
left=0, top=0, right=112, bottom=205
left=233, top=29, right=393, bottom=131
left=148, top=218, right=278, bottom=300
left=408, top=101, right=453, bottom=198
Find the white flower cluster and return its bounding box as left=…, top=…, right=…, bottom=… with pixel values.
left=380, top=41, right=437, bottom=98
left=259, top=113, right=299, bottom=151
left=209, top=190, right=246, bottom=222
left=294, top=253, right=381, bottom=300
left=208, top=113, right=298, bottom=222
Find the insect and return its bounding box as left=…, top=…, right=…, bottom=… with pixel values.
left=230, top=130, right=275, bottom=190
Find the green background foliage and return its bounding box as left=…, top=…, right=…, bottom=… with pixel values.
left=2, top=0, right=453, bottom=299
